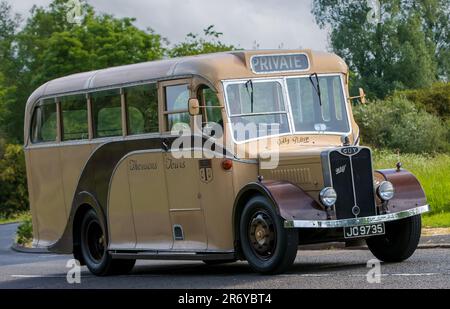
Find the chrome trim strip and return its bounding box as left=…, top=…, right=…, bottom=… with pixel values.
left=284, top=205, right=430, bottom=228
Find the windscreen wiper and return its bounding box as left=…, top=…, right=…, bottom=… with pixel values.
left=245, top=79, right=254, bottom=113
left=309, top=73, right=322, bottom=106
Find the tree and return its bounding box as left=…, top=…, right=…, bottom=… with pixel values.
left=33, top=12, right=166, bottom=86
left=0, top=1, right=20, bottom=74
left=168, top=25, right=236, bottom=57
left=0, top=144, right=28, bottom=218
left=0, top=0, right=165, bottom=143
left=312, top=0, right=449, bottom=98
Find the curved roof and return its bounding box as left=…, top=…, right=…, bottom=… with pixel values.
left=24, top=49, right=348, bottom=143
left=25, top=49, right=347, bottom=108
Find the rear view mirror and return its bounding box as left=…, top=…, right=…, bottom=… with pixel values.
left=188, top=98, right=200, bottom=116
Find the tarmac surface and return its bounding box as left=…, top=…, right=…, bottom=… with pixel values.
left=1, top=223, right=449, bottom=289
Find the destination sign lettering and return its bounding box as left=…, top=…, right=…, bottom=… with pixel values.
left=251, top=53, right=309, bottom=73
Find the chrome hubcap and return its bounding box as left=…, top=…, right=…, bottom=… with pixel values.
left=248, top=210, right=276, bottom=260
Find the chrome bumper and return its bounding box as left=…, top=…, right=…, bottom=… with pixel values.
left=284, top=205, right=430, bottom=228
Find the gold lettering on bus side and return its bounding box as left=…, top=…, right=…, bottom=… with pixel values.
left=277, top=136, right=311, bottom=146
left=128, top=159, right=158, bottom=171
left=165, top=157, right=186, bottom=170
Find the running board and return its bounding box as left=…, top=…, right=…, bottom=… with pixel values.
left=110, top=250, right=236, bottom=261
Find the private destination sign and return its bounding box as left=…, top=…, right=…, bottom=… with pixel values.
left=250, top=53, right=310, bottom=74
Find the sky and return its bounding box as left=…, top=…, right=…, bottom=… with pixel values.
left=8, top=0, right=329, bottom=51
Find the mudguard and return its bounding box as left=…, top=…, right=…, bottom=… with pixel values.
left=234, top=180, right=327, bottom=222
left=48, top=191, right=106, bottom=254
left=376, top=169, right=428, bottom=213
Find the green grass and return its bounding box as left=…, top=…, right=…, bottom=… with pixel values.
left=0, top=212, right=30, bottom=224
left=373, top=150, right=450, bottom=227
left=422, top=212, right=450, bottom=228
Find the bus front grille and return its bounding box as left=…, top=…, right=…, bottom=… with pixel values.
left=324, top=147, right=376, bottom=219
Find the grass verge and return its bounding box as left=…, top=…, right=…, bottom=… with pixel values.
left=15, top=212, right=33, bottom=247
left=0, top=212, right=30, bottom=224
left=373, top=150, right=450, bottom=227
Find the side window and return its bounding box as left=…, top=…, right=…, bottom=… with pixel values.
left=199, top=86, right=222, bottom=127
left=125, top=83, right=158, bottom=135
left=91, top=89, right=122, bottom=138
left=164, top=84, right=190, bottom=131
left=61, top=95, right=89, bottom=141
left=31, top=99, right=57, bottom=143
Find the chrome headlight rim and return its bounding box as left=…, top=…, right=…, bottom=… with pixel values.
left=377, top=181, right=395, bottom=201
left=320, top=187, right=337, bottom=208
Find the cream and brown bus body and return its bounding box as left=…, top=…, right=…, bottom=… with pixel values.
left=24, top=50, right=429, bottom=275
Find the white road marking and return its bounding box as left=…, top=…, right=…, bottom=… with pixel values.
left=11, top=274, right=94, bottom=278
left=11, top=275, right=66, bottom=278
left=387, top=273, right=440, bottom=277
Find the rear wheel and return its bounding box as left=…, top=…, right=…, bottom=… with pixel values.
left=239, top=196, right=298, bottom=274
left=80, top=209, right=135, bottom=276
left=366, top=215, right=422, bottom=262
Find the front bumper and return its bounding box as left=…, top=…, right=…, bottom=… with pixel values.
left=284, top=205, right=430, bottom=228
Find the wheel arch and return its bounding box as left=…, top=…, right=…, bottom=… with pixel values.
left=376, top=168, right=428, bottom=212
left=232, top=180, right=325, bottom=252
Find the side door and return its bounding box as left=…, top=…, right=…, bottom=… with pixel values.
left=159, top=79, right=208, bottom=251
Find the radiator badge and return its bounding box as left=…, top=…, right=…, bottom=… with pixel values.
left=341, top=147, right=359, bottom=155
left=335, top=164, right=347, bottom=175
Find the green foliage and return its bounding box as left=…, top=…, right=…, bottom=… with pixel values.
left=0, top=144, right=28, bottom=218
left=168, top=25, right=235, bottom=57
left=353, top=96, right=449, bottom=153
left=373, top=150, right=450, bottom=216
left=0, top=0, right=165, bottom=143
left=312, top=0, right=449, bottom=99
left=34, top=13, right=165, bottom=86
left=16, top=213, right=33, bottom=246
left=393, top=82, right=450, bottom=120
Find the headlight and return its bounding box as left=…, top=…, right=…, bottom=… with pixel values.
left=377, top=181, right=394, bottom=201
left=320, top=187, right=337, bottom=208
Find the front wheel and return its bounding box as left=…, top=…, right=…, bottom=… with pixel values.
left=366, top=215, right=422, bottom=262
left=239, top=196, right=298, bottom=274
left=80, top=209, right=135, bottom=276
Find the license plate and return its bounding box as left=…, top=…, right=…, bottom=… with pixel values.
left=344, top=223, right=385, bottom=239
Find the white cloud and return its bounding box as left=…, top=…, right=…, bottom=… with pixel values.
left=7, top=0, right=329, bottom=50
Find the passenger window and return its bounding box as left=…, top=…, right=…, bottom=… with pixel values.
left=125, top=83, right=159, bottom=135
left=61, top=94, right=89, bottom=141
left=199, top=86, right=222, bottom=127
left=31, top=99, right=57, bottom=143
left=91, top=89, right=122, bottom=138
left=164, top=84, right=190, bottom=131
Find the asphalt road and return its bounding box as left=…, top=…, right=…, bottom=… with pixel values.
left=1, top=223, right=449, bottom=289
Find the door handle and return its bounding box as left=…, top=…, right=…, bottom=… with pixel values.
left=162, top=139, right=169, bottom=151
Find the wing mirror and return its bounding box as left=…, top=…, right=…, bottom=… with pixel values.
left=348, top=88, right=367, bottom=104
left=188, top=98, right=200, bottom=116
left=359, top=88, right=366, bottom=104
